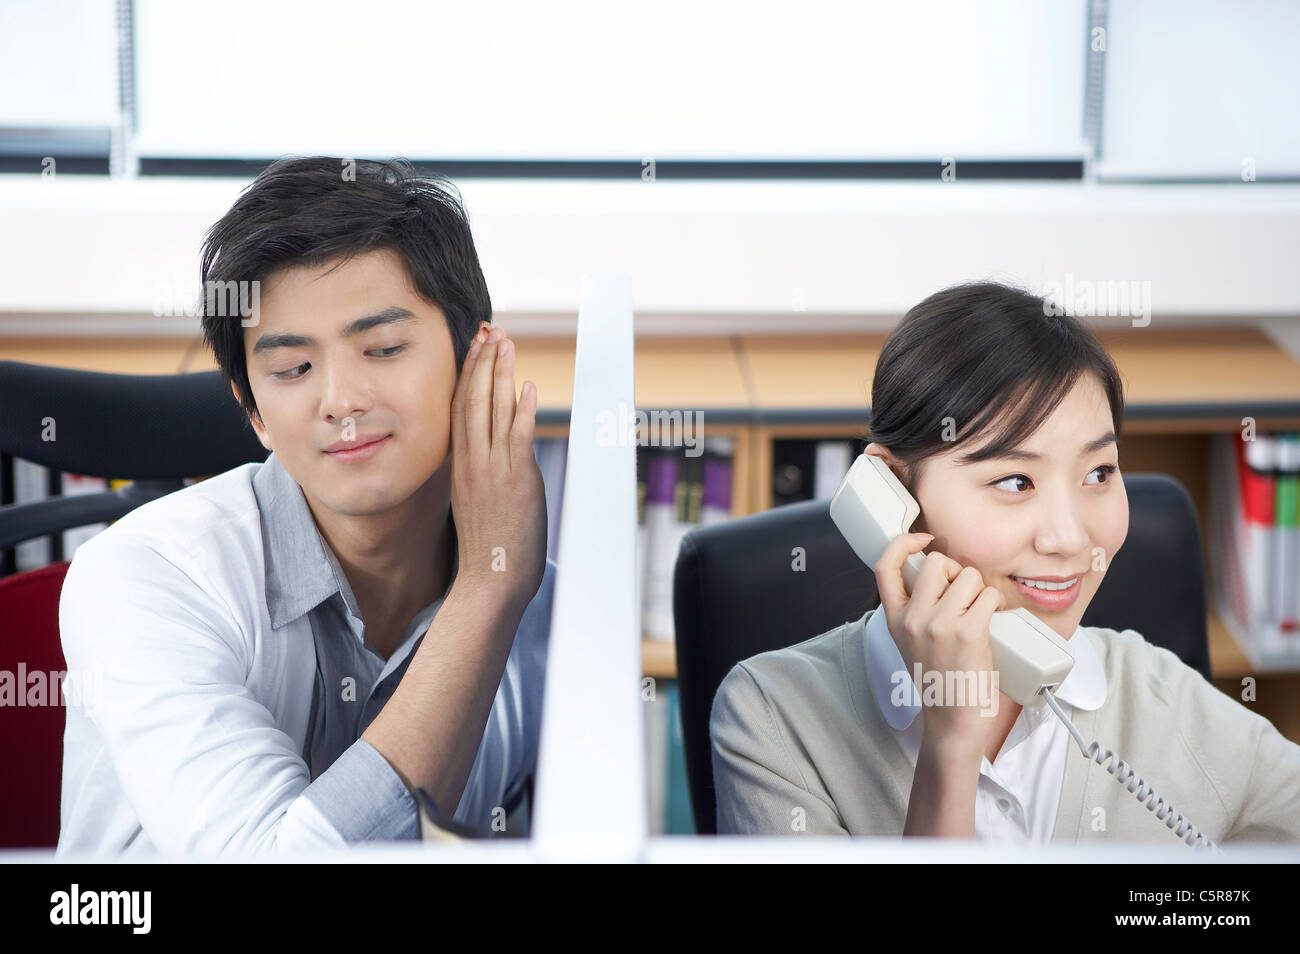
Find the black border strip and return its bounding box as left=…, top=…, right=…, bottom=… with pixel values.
left=112, top=158, right=1086, bottom=179
left=0, top=155, right=110, bottom=175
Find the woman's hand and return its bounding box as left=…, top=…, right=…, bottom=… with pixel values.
left=448, top=326, right=547, bottom=620
left=874, top=532, right=1006, bottom=755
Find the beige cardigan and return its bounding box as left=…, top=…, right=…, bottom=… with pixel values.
left=710, top=608, right=1300, bottom=844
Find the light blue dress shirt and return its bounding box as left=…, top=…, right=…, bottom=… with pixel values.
left=57, top=451, right=554, bottom=855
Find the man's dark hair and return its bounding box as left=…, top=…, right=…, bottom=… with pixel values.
left=199, top=156, right=492, bottom=422
left=868, top=281, right=1126, bottom=492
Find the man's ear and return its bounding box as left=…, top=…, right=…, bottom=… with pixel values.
left=231, top=382, right=272, bottom=452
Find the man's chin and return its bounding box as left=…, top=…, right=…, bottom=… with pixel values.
left=311, top=483, right=407, bottom=519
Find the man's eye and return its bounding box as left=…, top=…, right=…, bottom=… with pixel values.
left=272, top=346, right=405, bottom=380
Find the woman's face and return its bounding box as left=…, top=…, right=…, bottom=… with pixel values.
left=865, top=373, right=1128, bottom=641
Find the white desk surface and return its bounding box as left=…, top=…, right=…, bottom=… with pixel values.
left=4, top=837, right=1297, bottom=864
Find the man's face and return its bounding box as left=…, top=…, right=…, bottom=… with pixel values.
left=237, top=247, right=471, bottom=518
left=892, top=373, right=1129, bottom=641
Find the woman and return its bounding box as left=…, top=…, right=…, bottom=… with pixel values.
left=710, top=281, right=1300, bottom=845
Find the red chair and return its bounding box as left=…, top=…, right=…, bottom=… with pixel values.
left=0, top=361, right=268, bottom=849
left=0, top=561, right=72, bottom=847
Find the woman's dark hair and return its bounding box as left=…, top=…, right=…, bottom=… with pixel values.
left=199, top=156, right=491, bottom=422
left=868, top=281, right=1126, bottom=492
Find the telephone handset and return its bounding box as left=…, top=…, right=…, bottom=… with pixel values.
left=828, top=452, right=1220, bottom=852
left=829, top=452, right=1074, bottom=707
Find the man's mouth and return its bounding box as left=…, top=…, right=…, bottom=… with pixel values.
left=323, top=435, right=391, bottom=460
left=324, top=434, right=388, bottom=453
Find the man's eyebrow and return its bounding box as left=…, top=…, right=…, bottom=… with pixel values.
left=964, top=431, right=1118, bottom=464
left=252, top=307, right=416, bottom=355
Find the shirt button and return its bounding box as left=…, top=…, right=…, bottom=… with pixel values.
left=996, top=797, right=1011, bottom=813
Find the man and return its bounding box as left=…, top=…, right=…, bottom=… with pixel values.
left=57, top=157, right=552, bottom=854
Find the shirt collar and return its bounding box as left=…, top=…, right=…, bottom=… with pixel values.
left=862, top=603, right=1107, bottom=732
left=251, top=450, right=457, bottom=631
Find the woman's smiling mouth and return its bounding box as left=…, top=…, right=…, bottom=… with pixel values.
left=1009, top=573, right=1083, bottom=610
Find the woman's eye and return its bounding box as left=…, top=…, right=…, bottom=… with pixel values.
left=993, top=464, right=1118, bottom=493
left=993, top=474, right=1031, bottom=493
left=1086, top=464, right=1119, bottom=484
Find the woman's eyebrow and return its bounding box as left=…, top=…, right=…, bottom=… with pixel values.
left=966, top=431, right=1117, bottom=464
left=252, top=307, right=415, bottom=355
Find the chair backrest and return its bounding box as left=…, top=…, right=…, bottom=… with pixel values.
left=0, top=561, right=70, bottom=847
left=672, top=472, right=1210, bottom=835
left=0, top=361, right=268, bottom=848
left=0, top=361, right=268, bottom=552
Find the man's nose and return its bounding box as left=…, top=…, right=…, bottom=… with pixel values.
left=321, top=359, right=374, bottom=422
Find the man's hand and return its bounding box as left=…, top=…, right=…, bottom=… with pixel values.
left=361, top=326, right=548, bottom=815
left=448, top=325, right=547, bottom=619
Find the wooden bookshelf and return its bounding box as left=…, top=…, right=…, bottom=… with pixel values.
left=0, top=336, right=220, bottom=375
left=739, top=327, right=1300, bottom=416
left=641, top=639, right=677, bottom=680
left=1208, top=608, right=1251, bottom=679
left=7, top=326, right=1300, bottom=415
left=7, top=327, right=1300, bottom=734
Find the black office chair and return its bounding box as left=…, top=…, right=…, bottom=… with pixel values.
left=673, top=472, right=1211, bottom=835
left=0, top=361, right=269, bottom=552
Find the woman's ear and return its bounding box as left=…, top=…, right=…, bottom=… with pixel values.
left=863, top=442, right=917, bottom=496
left=863, top=442, right=904, bottom=474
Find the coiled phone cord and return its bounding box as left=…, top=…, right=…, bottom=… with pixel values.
left=1039, top=687, right=1221, bottom=854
